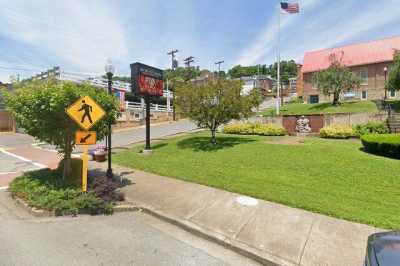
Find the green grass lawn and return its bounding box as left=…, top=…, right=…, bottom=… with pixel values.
left=262, top=100, right=379, bottom=116
left=113, top=133, right=400, bottom=229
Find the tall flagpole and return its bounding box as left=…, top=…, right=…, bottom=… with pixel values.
left=276, top=4, right=281, bottom=115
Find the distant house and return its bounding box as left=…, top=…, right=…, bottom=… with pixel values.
left=234, top=75, right=276, bottom=96
left=297, top=36, right=400, bottom=103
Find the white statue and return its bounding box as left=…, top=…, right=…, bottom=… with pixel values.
left=296, top=116, right=312, bottom=133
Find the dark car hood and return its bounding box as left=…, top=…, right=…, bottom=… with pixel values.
left=369, top=231, right=400, bottom=266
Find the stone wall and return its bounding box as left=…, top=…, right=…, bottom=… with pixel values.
left=113, top=110, right=174, bottom=129
left=245, top=112, right=388, bottom=134
left=0, top=110, right=15, bottom=132
left=324, top=112, right=387, bottom=126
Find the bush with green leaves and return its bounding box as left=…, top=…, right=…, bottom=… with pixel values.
left=319, top=124, right=357, bottom=139
left=223, top=123, right=287, bottom=136
left=4, top=80, right=119, bottom=179
left=9, top=169, right=113, bottom=215
left=175, top=79, right=262, bottom=144
left=361, top=134, right=400, bottom=158
left=354, top=121, right=389, bottom=136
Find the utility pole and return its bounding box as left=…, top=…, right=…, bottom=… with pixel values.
left=184, top=56, right=194, bottom=68
left=184, top=56, right=195, bottom=80
left=167, top=49, right=178, bottom=121
left=215, top=60, right=224, bottom=78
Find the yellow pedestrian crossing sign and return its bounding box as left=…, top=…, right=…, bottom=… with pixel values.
left=66, top=96, right=105, bottom=130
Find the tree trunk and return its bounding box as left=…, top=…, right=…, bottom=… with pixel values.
left=62, top=134, right=72, bottom=180
left=210, top=119, right=217, bottom=145
left=211, top=129, right=216, bottom=144
left=332, top=91, right=340, bottom=106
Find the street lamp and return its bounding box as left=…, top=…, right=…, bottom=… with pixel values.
left=105, top=60, right=115, bottom=179
left=384, top=66, right=388, bottom=100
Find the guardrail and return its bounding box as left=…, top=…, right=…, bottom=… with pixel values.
left=125, top=101, right=172, bottom=112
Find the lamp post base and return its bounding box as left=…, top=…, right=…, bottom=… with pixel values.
left=106, top=168, right=113, bottom=179
left=142, top=149, right=153, bottom=155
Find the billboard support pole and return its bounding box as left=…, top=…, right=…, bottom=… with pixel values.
left=130, top=62, right=164, bottom=154
left=145, top=94, right=151, bottom=151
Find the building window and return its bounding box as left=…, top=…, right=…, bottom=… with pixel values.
left=361, top=90, right=367, bottom=100
left=389, top=90, right=396, bottom=98
left=359, top=69, right=368, bottom=85
left=309, top=95, right=319, bottom=104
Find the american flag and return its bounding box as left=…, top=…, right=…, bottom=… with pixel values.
left=280, top=2, right=299, bottom=14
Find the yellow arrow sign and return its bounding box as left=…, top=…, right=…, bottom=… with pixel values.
left=66, top=96, right=105, bottom=130
left=75, top=131, right=97, bottom=145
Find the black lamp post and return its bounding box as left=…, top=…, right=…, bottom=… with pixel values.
left=384, top=66, right=388, bottom=101
left=105, top=60, right=115, bottom=178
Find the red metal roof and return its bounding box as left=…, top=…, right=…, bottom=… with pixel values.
left=302, top=36, right=400, bottom=73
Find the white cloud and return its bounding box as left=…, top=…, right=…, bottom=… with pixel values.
left=235, top=0, right=400, bottom=66
left=0, top=0, right=129, bottom=74
left=235, top=0, right=319, bottom=66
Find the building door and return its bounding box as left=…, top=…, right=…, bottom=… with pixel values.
left=309, top=95, right=319, bottom=104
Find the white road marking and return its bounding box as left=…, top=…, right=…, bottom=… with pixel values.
left=0, top=171, right=19, bottom=175
left=0, top=148, right=47, bottom=169
left=0, top=186, right=8, bottom=190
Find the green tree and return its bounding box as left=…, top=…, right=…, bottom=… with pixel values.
left=4, top=80, right=119, bottom=179
left=175, top=79, right=261, bottom=144
left=312, top=59, right=361, bottom=105
left=164, top=67, right=201, bottom=82
left=387, top=54, right=400, bottom=93
left=227, top=61, right=298, bottom=83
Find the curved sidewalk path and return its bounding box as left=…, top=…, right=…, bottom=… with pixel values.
left=90, top=161, right=383, bottom=266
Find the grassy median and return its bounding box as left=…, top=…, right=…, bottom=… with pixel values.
left=114, top=132, right=400, bottom=229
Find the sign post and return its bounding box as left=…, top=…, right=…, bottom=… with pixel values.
left=130, top=63, right=164, bottom=152
left=66, top=96, right=105, bottom=192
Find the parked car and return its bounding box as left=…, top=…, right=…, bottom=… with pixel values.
left=365, top=231, right=400, bottom=266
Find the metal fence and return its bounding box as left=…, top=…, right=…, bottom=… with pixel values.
left=125, top=101, right=172, bottom=112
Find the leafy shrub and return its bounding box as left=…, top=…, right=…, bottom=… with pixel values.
left=9, top=169, right=114, bottom=215
left=223, top=123, right=287, bottom=136
left=361, top=134, right=400, bottom=158
left=287, top=96, right=304, bottom=104
left=354, top=121, right=389, bottom=136
left=320, top=124, right=357, bottom=139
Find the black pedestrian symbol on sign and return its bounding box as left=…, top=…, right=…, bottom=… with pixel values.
left=78, top=100, right=93, bottom=124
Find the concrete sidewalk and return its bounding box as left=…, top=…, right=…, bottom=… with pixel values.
left=90, top=162, right=382, bottom=266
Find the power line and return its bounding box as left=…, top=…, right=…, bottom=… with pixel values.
left=0, top=65, right=44, bottom=72
left=215, top=60, right=224, bottom=73
left=183, top=56, right=195, bottom=68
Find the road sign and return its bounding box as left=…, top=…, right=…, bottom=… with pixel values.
left=130, top=62, right=164, bottom=97
left=66, top=96, right=105, bottom=130
left=75, top=131, right=96, bottom=145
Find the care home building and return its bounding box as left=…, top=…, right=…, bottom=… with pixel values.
left=297, top=36, right=400, bottom=103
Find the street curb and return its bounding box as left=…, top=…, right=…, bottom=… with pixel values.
left=12, top=194, right=56, bottom=217
left=132, top=205, right=294, bottom=266
left=7, top=192, right=291, bottom=265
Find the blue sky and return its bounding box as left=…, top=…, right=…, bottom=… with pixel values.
left=0, top=0, right=399, bottom=82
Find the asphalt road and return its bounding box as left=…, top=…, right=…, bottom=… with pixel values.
left=0, top=191, right=259, bottom=266
left=0, top=119, right=197, bottom=150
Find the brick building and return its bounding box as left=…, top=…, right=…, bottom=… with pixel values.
left=297, top=36, right=400, bottom=103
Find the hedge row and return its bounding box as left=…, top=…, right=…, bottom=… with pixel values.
left=361, top=134, right=400, bottom=158
left=320, top=124, right=357, bottom=139
left=320, top=122, right=389, bottom=139
left=223, top=123, right=287, bottom=136
left=354, top=121, right=389, bottom=135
